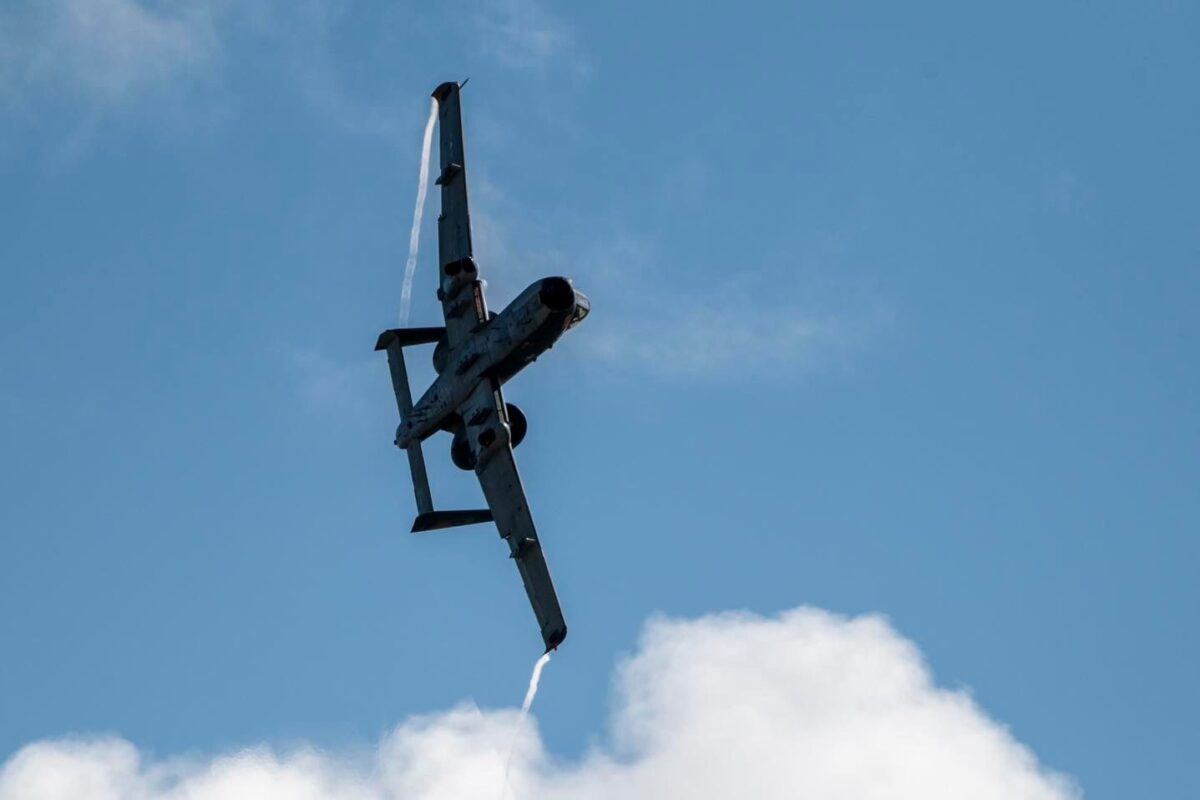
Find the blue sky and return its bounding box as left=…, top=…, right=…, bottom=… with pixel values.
left=1, top=2, right=1197, bottom=797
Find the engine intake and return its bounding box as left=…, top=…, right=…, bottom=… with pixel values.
left=539, top=277, right=576, bottom=312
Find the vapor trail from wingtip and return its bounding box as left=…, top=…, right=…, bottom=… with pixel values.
left=500, top=651, right=552, bottom=799
left=521, top=651, right=552, bottom=715
left=399, top=97, right=438, bottom=325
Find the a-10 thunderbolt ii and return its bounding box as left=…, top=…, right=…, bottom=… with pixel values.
left=376, top=82, right=589, bottom=652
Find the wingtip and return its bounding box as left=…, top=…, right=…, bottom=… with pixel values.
left=544, top=625, right=567, bottom=653
left=375, top=329, right=397, bottom=351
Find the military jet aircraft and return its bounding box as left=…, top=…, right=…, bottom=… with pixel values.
left=376, top=82, right=588, bottom=652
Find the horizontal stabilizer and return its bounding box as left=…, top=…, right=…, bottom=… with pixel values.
left=411, top=509, right=494, bottom=533
left=375, top=327, right=446, bottom=351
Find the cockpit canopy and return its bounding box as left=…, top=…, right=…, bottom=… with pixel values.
left=568, top=290, right=590, bottom=329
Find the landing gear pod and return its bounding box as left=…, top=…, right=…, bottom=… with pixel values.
left=451, top=402, right=528, bottom=471
left=451, top=429, right=475, bottom=471
left=506, top=402, right=528, bottom=449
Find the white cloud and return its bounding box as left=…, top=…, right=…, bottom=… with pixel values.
left=0, top=607, right=1079, bottom=799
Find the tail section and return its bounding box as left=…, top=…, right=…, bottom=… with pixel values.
left=412, top=509, right=493, bottom=533
left=378, top=327, right=494, bottom=532
left=379, top=330, right=435, bottom=516
left=374, top=327, right=445, bottom=351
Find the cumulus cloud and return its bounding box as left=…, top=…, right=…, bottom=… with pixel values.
left=0, top=607, right=1078, bottom=799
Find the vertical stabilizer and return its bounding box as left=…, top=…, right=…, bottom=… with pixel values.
left=381, top=336, right=434, bottom=516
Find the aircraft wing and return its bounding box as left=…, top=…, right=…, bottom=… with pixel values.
left=432, top=82, right=490, bottom=349
left=459, top=379, right=568, bottom=652
left=427, top=83, right=566, bottom=650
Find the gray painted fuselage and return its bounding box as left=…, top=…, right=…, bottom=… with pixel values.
left=395, top=276, right=587, bottom=448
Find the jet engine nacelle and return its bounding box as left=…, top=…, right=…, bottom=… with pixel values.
left=432, top=337, right=450, bottom=374
left=506, top=402, right=528, bottom=448
left=450, top=402, right=527, bottom=470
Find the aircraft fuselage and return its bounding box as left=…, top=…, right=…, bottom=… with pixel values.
left=394, top=276, right=588, bottom=448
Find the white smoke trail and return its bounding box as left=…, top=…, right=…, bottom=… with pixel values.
left=399, top=97, right=438, bottom=325
left=500, top=651, right=552, bottom=799
left=520, top=652, right=552, bottom=715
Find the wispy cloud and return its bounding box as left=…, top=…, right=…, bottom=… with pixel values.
left=0, top=0, right=237, bottom=160
left=463, top=205, right=886, bottom=380
left=0, top=1, right=431, bottom=154
left=287, top=349, right=382, bottom=422
left=458, top=154, right=887, bottom=381
left=470, top=0, right=584, bottom=74
left=1042, top=169, right=1080, bottom=214
left=265, top=2, right=424, bottom=143
left=0, top=0, right=228, bottom=109
left=583, top=297, right=869, bottom=379
left=0, top=606, right=1078, bottom=799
